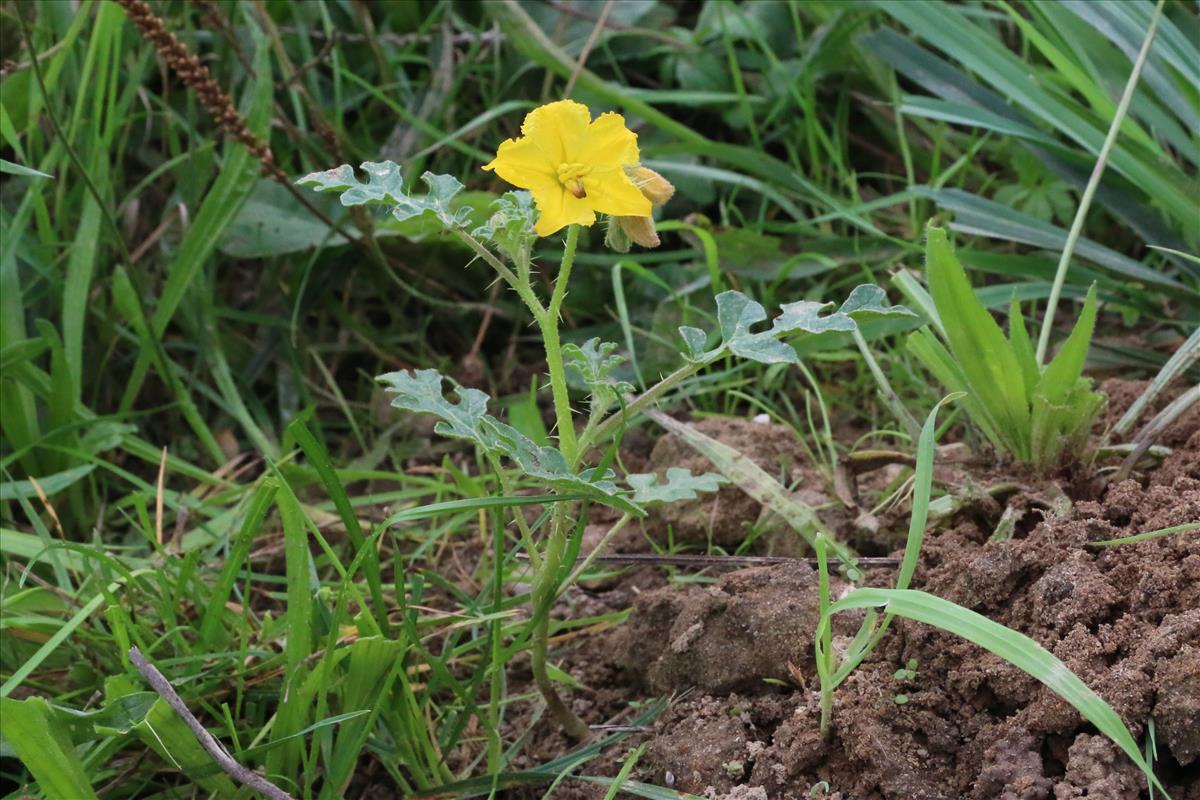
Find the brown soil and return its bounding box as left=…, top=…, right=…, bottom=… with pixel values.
left=510, top=380, right=1200, bottom=799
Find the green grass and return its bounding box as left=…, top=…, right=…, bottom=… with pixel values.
left=1, top=0, right=1196, bottom=797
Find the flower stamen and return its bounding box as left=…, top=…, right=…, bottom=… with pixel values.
left=557, top=162, right=591, bottom=199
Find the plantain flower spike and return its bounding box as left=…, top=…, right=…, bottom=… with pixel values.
left=483, top=99, right=651, bottom=237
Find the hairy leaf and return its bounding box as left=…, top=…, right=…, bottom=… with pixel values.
left=677, top=326, right=710, bottom=360
left=563, top=338, right=634, bottom=413
left=298, top=161, right=472, bottom=230
left=473, top=190, right=537, bottom=263
left=681, top=285, right=914, bottom=365
left=298, top=161, right=407, bottom=207
left=626, top=467, right=725, bottom=505
left=393, top=172, right=472, bottom=229
left=378, top=369, right=642, bottom=515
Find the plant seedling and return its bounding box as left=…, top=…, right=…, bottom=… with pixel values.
left=908, top=225, right=1103, bottom=470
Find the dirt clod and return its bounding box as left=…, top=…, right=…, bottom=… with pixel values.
left=618, top=562, right=820, bottom=694
left=1053, top=734, right=1143, bottom=799
left=1153, top=644, right=1200, bottom=766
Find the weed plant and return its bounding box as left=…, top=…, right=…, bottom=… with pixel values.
left=299, top=98, right=913, bottom=738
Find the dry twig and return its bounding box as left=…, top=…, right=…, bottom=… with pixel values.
left=128, top=647, right=296, bottom=800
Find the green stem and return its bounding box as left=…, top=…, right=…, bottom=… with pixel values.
left=530, top=614, right=590, bottom=740
left=581, top=358, right=710, bottom=453
left=539, top=225, right=581, bottom=464
left=454, top=229, right=545, bottom=320
left=815, top=535, right=834, bottom=740
left=529, top=505, right=591, bottom=740
left=1034, top=0, right=1164, bottom=365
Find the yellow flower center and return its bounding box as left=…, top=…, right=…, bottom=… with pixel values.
left=556, top=162, right=591, bottom=198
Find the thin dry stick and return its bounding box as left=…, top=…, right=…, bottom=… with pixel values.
left=564, top=0, right=616, bottom=96
left=154, top=446, right=168, bottom=547
left=519, top=552, right=902, bottom=570
left=128, top=647, right=296, bottom=800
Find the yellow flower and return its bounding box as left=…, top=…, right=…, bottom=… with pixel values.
left=483, top=100, right=651, bottom=237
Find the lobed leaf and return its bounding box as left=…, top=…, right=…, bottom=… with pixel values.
left=677, top=326, right=710, bottom=360
left=298, top=161, right=473, bottom=230
left=680, top=285, right=914, bottom=365
left=626, top=467, right=725, bottom=505
left=298, top=161, right=407, bottom=207
left=393, top=171, right=473, bottom=229
left=378, top=369, right=642, bottom=515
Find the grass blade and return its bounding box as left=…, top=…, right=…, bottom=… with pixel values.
left=197, top=481, right=278, bottom=647
left=825, top=587, right=1166, bottom=795
left=917, top=188, right=1182, bottom=290
left=925, top=226, right=1029, bottom=458
left=120, top=16, right=274, bottom=411
left=1037, top=285, right=1098, bottom=404
left=0, top=696, right=99, bottom=800
left=1035, top=0, right=1166, bottom=364
left=287, top=418, right=389, bottom=634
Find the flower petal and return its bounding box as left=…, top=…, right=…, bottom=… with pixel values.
left=483, top=135, right=556, bottom=191
left=521, top=99, right=591, bottom=165
left=534, top=186, right=595, bottom=236
left=578, top=111, right=640, bottom=170
left=582, top=169, right=652, bottom=218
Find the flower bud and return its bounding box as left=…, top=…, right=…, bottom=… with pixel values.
left=605, top=166, right=676, bottom=252
left=629, top=166, right=675, bottom=207
left=616, top=215, right=661, bottom=249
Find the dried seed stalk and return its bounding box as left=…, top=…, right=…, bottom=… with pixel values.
left=113, top=0, right=275, bottom=167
